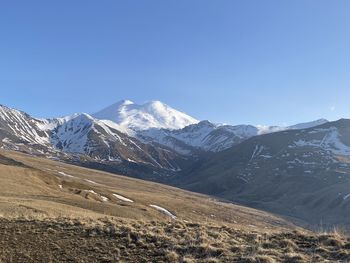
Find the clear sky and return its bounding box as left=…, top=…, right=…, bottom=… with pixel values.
left=1, top=1, right=350, bottom=126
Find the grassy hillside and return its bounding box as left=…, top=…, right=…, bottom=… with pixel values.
left=0, top=150, right=350, bottom=262
left=0, top=150, right=293, bottom=229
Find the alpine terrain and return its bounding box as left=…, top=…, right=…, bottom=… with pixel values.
left=177, top=119, right=350, bottom=229
left=2, top=101, right=350, bottom=262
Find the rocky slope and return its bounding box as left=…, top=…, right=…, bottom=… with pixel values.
left=138, top=121, right=258, bottom=155
left=138, top=118, right=329, bottom=155
left=0, top=105, right=186, bottom=179
left=176, top=119, right=350, bottom=229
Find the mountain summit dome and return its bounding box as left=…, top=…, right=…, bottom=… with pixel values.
left=93, top=100, right=199, bottom=133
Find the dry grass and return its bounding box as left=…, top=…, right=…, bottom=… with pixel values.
left=0, top=149, right=296, bottom=232
left=0, top=150, right=350, bottom=262
left=0, top=217, right=350, bottom=262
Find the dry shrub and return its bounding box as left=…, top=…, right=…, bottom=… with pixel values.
left=318, top=234, right=344, bottom=247
left=283, top=253, right=308, bottom=263
left=1, top=217, right=350, bottom=263
left=253, top=255, right=277, bottom=263
left=181, top=256, right=196, bottom=263
left=279, top=239, right=298, bottom=251
left=165, top=250, right=179, bottom=261
left=203, top=257, right=220, bottom=263
left=239, top=255, right=276, bottom=263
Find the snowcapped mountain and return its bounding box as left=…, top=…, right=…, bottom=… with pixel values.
left=0, top=105, right=185, bottom=178
left=0, top=101, right=332, bottom=180
left=177, top=119, right=350, bottom=227
left=49, top=113, right=183, bottom=171
left=138, top=121, right=259, bottom=154
left=91, top=100, right=329, bottom=155
left=137, top=119, right=329, bottom=155
left=256, top=119, right=329, bottom=135
left=0, top=105, right=50, bottom=146
left=93, top=100, right=199, bottom=134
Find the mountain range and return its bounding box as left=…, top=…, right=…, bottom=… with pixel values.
left=0, top=100, right=328, bottom=174
left=3, top=100, right=350, bottom=228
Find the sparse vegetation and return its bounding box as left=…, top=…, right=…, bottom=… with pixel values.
left=1, top=150, right=350, bottom=262
left=1, top=217, right=350, bottom=262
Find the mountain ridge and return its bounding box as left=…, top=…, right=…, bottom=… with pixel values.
left=0, top=105, right=187, bottom=179
left=2, top=101, right=350, bottom=229
left=175, top=118, right=350, bottom=228
left=0, top=100, right=330, bottom=164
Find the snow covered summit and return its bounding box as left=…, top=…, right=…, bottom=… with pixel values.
left=93, top=100, right=199, bottom=134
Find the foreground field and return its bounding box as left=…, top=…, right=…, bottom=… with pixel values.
left=0, top=150, right=349, bottom=262
left=1, top=218, right=350, bottom=263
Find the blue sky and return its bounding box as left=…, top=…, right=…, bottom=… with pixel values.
left=1, top=1, right=350, bottom=126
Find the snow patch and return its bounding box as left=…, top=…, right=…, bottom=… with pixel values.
left=113, top=194, right=134, bottom=203
left=101, top=196, right=109, bottom=202
left=250, top=145, right=265, bottom=161
left=292, top=127, right=350, bottom=157
left=149, top=204, right=176, bottom=219
left=344, top=193, right=350, bottom=200
left=58, top=172, right=74, bottom=178
left=84, top=179, right=98, bottom=185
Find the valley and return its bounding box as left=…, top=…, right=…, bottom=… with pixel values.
left=2, top=101, right=350, bottom=262
left=1, top=150, right=350, bottom=262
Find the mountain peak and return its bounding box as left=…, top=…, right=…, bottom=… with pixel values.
left=93, top=100, right=199, bottom=133
left=120, top=99, right=134, bottom=106
left=145, top=100, right=163, bottom=105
